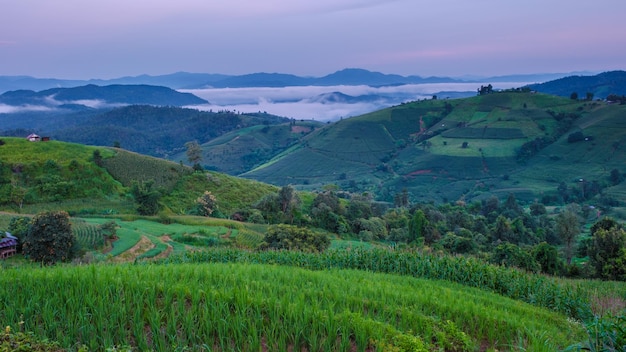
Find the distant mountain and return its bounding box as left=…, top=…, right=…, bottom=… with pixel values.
left=527, top=70, right=626, bottom=99
left=0, top=84, right=207, bottom=108
left=205, top=73, right=311, bottom=88
left=1, top=69, right=581, bottom=93
left=306, top=92, right=392, bottom=104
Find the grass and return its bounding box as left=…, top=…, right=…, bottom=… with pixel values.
left=0, top=137, right=114, bottom=165
left=0, top=262, right=586, bottom=351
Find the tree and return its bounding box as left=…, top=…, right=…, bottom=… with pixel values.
left=185, top=140, right=203, bottom=168
left=8, top=216, right=30, bottom=252
left=259, top=224, right=330, bottom=252
left=490, top=243, right=540, bottom=273
left=533, top=242, right=561, bottom=275
left=609, top=168, right=622, bottom=186
left=196, top=191, right=218, bottom=216
left=570, top=92, right=579, bottom=100
left=22, top=211, right=76, bottom=264
left=556, top=210, right=580, bottom=264
left=588, top=218, right=626, bottom=280
left=588, top=226, right=626, bottom=281
left=278, top=185, right=300, bottom=224
left=130, top=180, right=161, bottom=215
left=408, top=210, right=429, bottom=244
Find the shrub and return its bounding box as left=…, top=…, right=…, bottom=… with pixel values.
left=259, top=224, right=330, bottom=252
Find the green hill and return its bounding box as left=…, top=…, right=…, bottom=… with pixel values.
left=0, top=137, right=277, bottom=215
left=170, top=119, right=324, bottom=174
left=242, top=92, right=626, bottom=205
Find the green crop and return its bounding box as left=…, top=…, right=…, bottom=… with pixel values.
left=1, top=263, right=584, bottom=351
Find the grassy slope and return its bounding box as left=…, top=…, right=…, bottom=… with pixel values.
left=243, top=93, right=626, bottom=204
left=0, top=138, right=279, bottom=216
left=169, top=120, right=323, bottom=174
left=516, top=103, right=626, bottom=194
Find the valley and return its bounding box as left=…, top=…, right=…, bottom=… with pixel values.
left=1, top=70, right=625, bottom=351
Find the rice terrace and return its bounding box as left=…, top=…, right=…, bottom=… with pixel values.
left=2, top=74, right=626, bottom=351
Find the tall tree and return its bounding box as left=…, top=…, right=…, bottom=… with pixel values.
left=278, top=185, right=300, bottom=224
left=556, top=210, right=580, bottom=264
left=408, top=210, right=429, bottom=244
left=185, top=140, right=203, bottom=167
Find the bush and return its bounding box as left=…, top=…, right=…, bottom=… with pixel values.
left=259, top=224, right=330, bottom=252
left=22, top=211, right=76, bottom=264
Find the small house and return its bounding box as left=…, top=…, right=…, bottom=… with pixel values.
left=0, top=233, right=18, bottom=259
left=26, top=133, right=41, bottom=142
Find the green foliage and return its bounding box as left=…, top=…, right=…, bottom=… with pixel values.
left=130, top=180, right=162, bottom=216
left=2, top=325, right=69, bottom=352
left=556, top=210, right=581, bottom=264
left=408, top=209, right=429, bottom=243
left=490, top=243, right=540, bottom=273
left=260, top=224, right=330, bottom=252
left=23, top=211, right=75, bottom=264
left=8, top=216, right=30, bottom=248
left=567, top=313, right=626, bottom=352
left=533, top=242, right=562, bottom=275
left=588, top=226, right=626, bottom=281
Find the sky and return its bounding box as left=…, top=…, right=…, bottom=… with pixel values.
left=1, top=0, right=626, bottom=80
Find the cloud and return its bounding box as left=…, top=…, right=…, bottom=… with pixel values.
left=182, top=82, right=523, bottom=121
left=0, top=104, right=53, bottom=114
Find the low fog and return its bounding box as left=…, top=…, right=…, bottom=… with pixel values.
left=182, top=82, right=525, bottom=121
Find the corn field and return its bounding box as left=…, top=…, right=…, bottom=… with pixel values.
left=156, top=247, right=594, bottom=321
left=1, top=262, right=584, bottom=351
left=72, top=223, right=105, bottom=251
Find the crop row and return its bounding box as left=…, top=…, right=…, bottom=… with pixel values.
left=156, top=247, right=594, bottom=321
left=72, top=223, right=105, bottom=250
left=1, top=263, right=583, bottom=351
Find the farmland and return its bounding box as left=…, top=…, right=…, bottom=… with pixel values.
left=1, top=260, right=587, bottom=351
left=2, top=87, right=626, bottom=351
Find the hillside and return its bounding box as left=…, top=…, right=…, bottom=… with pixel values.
left=528, top=70, right=626, bottom=99
left=0, top=84, right=207, bottom=107
left=170, top=120, right=324, bottom=174
left=0, top=105, right=290, bottom=158
left=241, top=91, right=626, bottom=205
left=0, top=138, right=277, bottom=215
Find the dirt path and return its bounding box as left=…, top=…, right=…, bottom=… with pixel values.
left=109, top=236, right=154, bottom=263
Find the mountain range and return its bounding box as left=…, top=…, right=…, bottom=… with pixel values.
left=0, top=68, right=597, bottom=93
left=0, top=84, right=207, bottom=109
left=1, top=70, right=626, bottom=205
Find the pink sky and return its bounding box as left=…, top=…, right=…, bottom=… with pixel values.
left=1, top=0, right=625, bottom=79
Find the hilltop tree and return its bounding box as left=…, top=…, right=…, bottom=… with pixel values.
left=23, top=211, right=76, bottom=264
left=477, top=84, right=493, bottom=95
left=185, top=140, right=203, bottom=168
